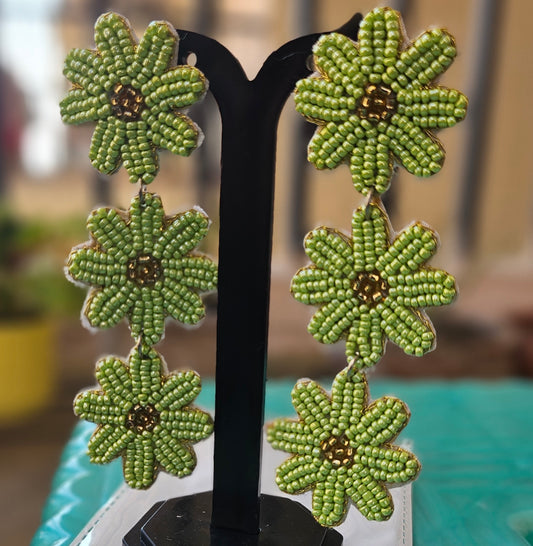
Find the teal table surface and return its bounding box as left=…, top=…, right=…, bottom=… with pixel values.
left=32, top=379, right=533, bottom=546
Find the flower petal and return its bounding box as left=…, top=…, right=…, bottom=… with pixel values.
left=275, top=454, right=323, bottom=494
left=312, top=472, right=348, bottom=527
left=159, top=408, right=213, bottom=441
left=378, top=222, right=438, bottom=278
left=397, top=87, right=467, bottom=130
left=163, top=278, right=206, bottom=325
left=148, top=111, right=201, bottom=158
left=384, top=29, right=457, bottom=91
left=351, top=396, right=409, bottom=446
left=349, top=135, right=393, bottom=194
left=89, top=118, right=126, bottom=175
left=128, top=345, right=165, bottom=404
left=381, top=302, right=435, bottom=357
left=345, top=312, right=385, bottom=368
left=153, top=427, right=197, bottom=478
left=95, top=354, right=133, bottom=404
left=351, top=204, right=391, bottom=273
left=74, top=390, right=125, bottom=425
left=386, top=114, right=445, bottom=176
left=86, top=206, right=133, bottom=259
left=129, top=286, right=166, bottom=345
left=329, top=367, right=367, bottom=435
left=88, top=424, right=135, bottom=464
left=388, top=267, right=456, bottom=308
left=295, top=77, right=357, bottom=124
left=358, top=444, right=420, bottom=485
left=291, top=266, right=352, bottom=306
left=358, top=8, right=402, bottom=83
left=84, top=284, right=136, bottom=330
left=120, top=122, right=159, bottom=184
left=308, top=117, right=366, bottom=171
left=312, top=33, right=364, bottom=90
left=164, top=256, right=217, bottom=292
left=291, top=380, right=332, bottom=441
left=308, top=299, right=360, bottom=345
left=63, top=48, right=105, bottom=94
left=303, top=227, right=354, bottom=279
left=60, top=88, right=110, bottom=125
left=267, top=419, right=313, bottom=456
left=67, top=247, right=125, bottom=287
left=345, top=472, right=393, bottom=521
left=143, top=66, right=207, bottom=111
left=94, top=12, right=136, bottom=85
left=123, top=435, right=158, bottom=489
left=131, top=21, right=178, bottom=84
left=157, top=371, right=202, bottom=411
left=129, top=192, right=165, bottom=254
left=156, top=209, right=210, bottom=260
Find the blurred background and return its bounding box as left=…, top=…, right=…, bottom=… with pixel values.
left=1, top=0, right=532, bottom=543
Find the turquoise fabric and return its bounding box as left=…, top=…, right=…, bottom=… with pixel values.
left=32, top=380, right=533, bottom=545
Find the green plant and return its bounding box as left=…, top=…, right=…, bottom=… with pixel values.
left=0, top=207, right=84, bottom=320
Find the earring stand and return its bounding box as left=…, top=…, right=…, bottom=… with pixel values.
left=123, top=13, right=362, bottom=545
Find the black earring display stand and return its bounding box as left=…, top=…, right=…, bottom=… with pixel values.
left=123, top=13, right=362, bottom=546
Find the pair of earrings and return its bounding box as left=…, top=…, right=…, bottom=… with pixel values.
left=61, top=7, right=467, bottom=527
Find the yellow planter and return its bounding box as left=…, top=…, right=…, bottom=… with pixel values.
left=0, top=320, right=54, bottom=424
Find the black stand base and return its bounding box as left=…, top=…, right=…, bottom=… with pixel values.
left=123, top=492, right=343, bottom=546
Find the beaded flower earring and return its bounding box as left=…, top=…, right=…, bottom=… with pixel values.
left=268, top=6, right=467, bottom=526
left=74, top=345, right=213, bottom=489
left=60, top=12, right=207, bottom=184
left=267, top=366, right=420, bottom=526
left=291, top=200, right=456, bottom=370
left=66, top=192, right=217, bottom=346
left=294, top=7, right=467, bottom=195
left=61, top=12, right=216, bottom=489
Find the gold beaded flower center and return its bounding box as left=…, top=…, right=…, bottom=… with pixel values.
left=321, top=435, right=355, bottom=468
left=353, top=270, right=389, bottom=306
left=110, top=83, right=145, bottom=121
left=127, top=254, right=162, bottom=287
left=125, top=403, right=160, bottom=433
left=356, top=84, right=396, bottom=124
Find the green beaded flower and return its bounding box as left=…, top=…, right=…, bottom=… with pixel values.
left=60, top=12, right=207, bottom=184
left=74, top=345, right=213, bottom=489
left=291, top=201, right=456, bottom=369
left=67, top=191, right=217, bottom=345
left=267, top=366, right=420, bottom=526
left=295, top=7, right=468, bottom=194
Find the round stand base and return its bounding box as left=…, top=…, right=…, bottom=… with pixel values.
left=123, top=491, right=343, bottom=545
